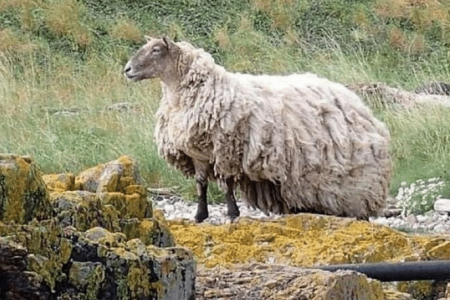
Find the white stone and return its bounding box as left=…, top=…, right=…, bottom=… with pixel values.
left=406, top=214, right=417, bottom=226
left=434, top=199, right=450, bottom=213
left=416, top=215, right=428, bottom=223
left=433, top=224, right=446, bottom=232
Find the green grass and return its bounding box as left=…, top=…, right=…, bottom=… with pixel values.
left=2, top=0, right=450, bottom=209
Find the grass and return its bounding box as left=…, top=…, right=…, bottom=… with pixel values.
left=1, top=0, right=450, bottom=209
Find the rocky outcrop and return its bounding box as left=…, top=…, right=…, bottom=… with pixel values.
left=168, top=213, right=450, bottom=299
left=0, top=154, right=195, bottom=300
left=196, top=263, right=385, bottom=300
left=347, top=82, right=450, bottom=109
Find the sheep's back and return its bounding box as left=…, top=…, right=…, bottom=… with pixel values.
left=231, top=72, right=390, bottom=218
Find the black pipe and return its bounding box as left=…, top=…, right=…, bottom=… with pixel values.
left=315, top=260, right=450, bottom=281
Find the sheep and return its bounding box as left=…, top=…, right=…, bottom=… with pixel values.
left=124, top=36, right=391, bottom=223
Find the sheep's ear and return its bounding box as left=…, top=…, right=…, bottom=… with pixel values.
left=145, top=35, right=153, bottom=42
left=162, top=36, right=176, bottom=50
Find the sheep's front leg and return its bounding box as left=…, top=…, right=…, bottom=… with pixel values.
left=193, top=160, right=209, bottom=223
left=225, top=177, right=240, bottom=220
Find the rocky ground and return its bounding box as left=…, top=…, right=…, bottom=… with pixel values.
left=152, top=194, right=450, bottom=234
left=3, top=154, right=450, bottom=300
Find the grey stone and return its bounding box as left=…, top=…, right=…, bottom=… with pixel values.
left=406, top=214, right=417, bottom=226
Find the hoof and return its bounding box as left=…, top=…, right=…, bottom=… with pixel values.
left=226, top=205, right=240, bottom=221
left=194, top=210, right=209, bottom=223
left=227, top=211, right=240, bottom=219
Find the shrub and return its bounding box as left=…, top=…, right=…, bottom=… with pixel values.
left=396, top=178, right=447, bottom=215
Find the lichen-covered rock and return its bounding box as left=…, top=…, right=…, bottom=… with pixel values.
left=196, top=263, right=384, bottom=300
left=74, top=155, right=142, bottom=194
left=50, top=190, right=120, bottom=232
left=49, top=190, right=170, bottom=247
left=0, top=219, right=71, bottom=293
left=0, top=154, right=54, bottom=223
left=168, top=214, right=449, bottom=268
left=0, top=218, right=195, bottom=300
left=42, top=173, right=75, bottom=192
left=120, top=218, right=175, bottom=248
left=0, top=156, right=195, bottom=300
left=100, top=191, right=152, bottom=220
left=67, top=227, right=195, bottom=300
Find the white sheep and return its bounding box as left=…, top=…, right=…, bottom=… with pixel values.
left=124, top=36, right=391, bottom=223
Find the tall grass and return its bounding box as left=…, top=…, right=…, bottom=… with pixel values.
left=2, top=0, right=450, bottom=207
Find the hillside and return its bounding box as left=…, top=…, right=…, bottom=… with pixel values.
left=1, top=0, right=450, bottom=208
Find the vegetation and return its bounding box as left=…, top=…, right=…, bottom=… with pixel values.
left=1, top=0, right=450, bottom=209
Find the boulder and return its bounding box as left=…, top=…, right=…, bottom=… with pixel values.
left=196, top=263, right=384, bottom=300
left=0, top=154, right=54, bottom=223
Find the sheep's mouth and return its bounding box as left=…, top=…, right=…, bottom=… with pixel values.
left=125, top=73, right=141, bottom=81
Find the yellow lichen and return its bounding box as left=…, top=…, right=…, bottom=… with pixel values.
left=42, top=173, right=75, bottom=192
left=121, top=219, right=155, bottom=245
left=168, top=214, right=445, bottom=268
left=127, top=267, right=151, bottom=298
left=426, top=241, right=450, bottom=260
left=124, top=193, right=148, bottom=219
left=1, top=156, right=30, bottom=223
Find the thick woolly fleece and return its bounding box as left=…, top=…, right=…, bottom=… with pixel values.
left=155, top=41, right=391, bottom=219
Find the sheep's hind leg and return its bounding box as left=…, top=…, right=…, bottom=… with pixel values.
left=193, top=160, right=209, bottom=223
left=225, top=177, right=240, bottom=221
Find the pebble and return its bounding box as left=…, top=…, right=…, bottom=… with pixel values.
left=151, top=195, right=450, bottom=234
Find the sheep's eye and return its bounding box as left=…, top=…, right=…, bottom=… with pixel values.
left=152, top=47, right=161, bottom=54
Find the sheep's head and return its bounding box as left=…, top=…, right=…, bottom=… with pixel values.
left=124, top=36, right=180, bottom=83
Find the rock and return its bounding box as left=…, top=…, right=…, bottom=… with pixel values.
left=168, top=214, right=450, bottom=268
left=74, top=155, right=142, bottom=194
left=406, top=214, right=417, bottom=226
left=50, top=190, right=121, bottom=232
left=415, top=82, right=450, bottom=96
left=383, top=290, right=415, bottom=300
left=68, top=261, right=105, bottom=297
left=0, top=154, right=54, bottom=223
left=67, top=227, right=195, bottom=300
left=107, top=102, right=141, bottom=112
left=0, top=237, right=50, bottom=299
left=348, top=82, right=450, bottom=109
left=42, top=173, right=75, bottom=192
left=196, top=263, right=384, bottom=300
left=397, top=280, right=448, bottom=300
left=434, top=199, right=450, bottom=214
left=0, top=156, right=195, bottom=299
left=433, top=224, right=446, bottom=232
left=427, top=241, right=450, bottom=260
left=384, top=208, right=402, bottom=218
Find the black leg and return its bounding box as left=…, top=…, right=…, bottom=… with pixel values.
left=194, top=177, right=209, bottom=223
left=193, top=160, right=210, bottom=223
left=225, top=177, right=240, bottom=220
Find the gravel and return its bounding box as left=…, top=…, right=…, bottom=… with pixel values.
left=151, top=194, right=450, bottom=234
